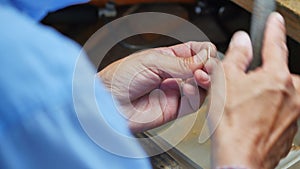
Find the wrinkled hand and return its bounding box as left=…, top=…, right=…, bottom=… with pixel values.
left=210, top=13, right=300, bottom=169
left=99, top=42, right=216, bottom=133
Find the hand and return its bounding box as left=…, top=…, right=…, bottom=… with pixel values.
left=210, top=12, right=300, bottom=169
left=292, top=74, right=300, bottom=96
left=99, top=42, right=216, bottom=133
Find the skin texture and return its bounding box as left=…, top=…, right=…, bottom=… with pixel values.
left=99, top=12, right=300, bottom=169
left=210, top=12, right=300, bottom=169
left=99, top=41, right=217, bottom=133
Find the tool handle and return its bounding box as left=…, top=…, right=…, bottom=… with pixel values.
left=249, top=0, right=276, bottom=70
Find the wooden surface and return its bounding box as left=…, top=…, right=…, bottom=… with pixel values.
left=231, top=0, right=300, bottom=43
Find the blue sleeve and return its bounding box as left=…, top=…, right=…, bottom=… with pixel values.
left=0, top=5, right=151, bottom=169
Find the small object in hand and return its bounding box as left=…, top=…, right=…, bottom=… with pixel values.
left=249, top=0, right=276, bottom=70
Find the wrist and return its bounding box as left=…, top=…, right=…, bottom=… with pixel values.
left=212, top=149, right=256, bottom=169
left=211, top=134, right=261, bottom=169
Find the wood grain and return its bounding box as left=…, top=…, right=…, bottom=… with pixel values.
left=231, top=0, right=300, bottom=43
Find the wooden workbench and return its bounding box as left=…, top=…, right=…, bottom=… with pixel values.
left=231, top=0, right=300, bottom=43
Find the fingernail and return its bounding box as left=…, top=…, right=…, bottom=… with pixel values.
left=271, top=12, right=285, bottom=25
left=229, top=31, right=251, bottom=48
left=194, top=49, right=208, bottom=65
left=199, top=70, right=210, bottom=81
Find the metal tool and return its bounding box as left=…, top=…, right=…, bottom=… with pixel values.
left=249, top=0, right=276, bottom=70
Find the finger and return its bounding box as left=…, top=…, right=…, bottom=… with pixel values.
left=183, top=78, right=207, bottom=111
left=262, top=12, right=288, bottom=72
left=160, top=78, right=205, bottom=117
left=182, top=84, right=200, bottom=111
left=156, top=41, right=217, bottom=58
left=151, top=49, right=209, bottom=79
left=189, top=49, right=210, bottom=71
left=194, top=69, right=210, bottom=90
left=223, top=31, right=253, bottom=72
left=184, top=41, right=217, bottom=58
left=129, top=90, right=165, bottom=132
left=160, top=78, right=181, bottom=91
left=177, top=96, right=196, bottom=118
left=203, top=58, right=226, bottom=136
left=159, top=83, right=182, bottom=123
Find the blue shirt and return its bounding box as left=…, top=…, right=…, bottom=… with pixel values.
left=0, top=0, right=151, bottom=168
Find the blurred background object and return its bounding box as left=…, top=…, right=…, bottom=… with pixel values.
left=41, top=0, right=300, bottom=74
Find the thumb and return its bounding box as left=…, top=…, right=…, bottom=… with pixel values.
left=152, top=49, right=209, bottom=79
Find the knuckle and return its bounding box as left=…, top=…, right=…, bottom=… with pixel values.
left=208, top=42, right=217, bottom=57
left=144, top=51, right=159, bottom=62
left=273, top=71, right=292, bottom=86
left=261, top=74, right=283, bottom=94
left=186, top=41, right=197, bottom=44
left=206, top=42, right=216, bottom=50
left=185, top=41, right=196, bottom=49
left=178, top=57, right=191, bottom=71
